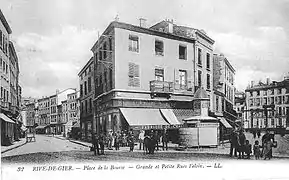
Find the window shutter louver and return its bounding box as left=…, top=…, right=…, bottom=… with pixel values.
left=174, top=69, right=180, bottom=90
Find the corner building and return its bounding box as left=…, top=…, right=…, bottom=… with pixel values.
left=91, top=20, right=216, bottom=138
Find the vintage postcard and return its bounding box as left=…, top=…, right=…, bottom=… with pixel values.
left=1, top=0, right=289, bottom=180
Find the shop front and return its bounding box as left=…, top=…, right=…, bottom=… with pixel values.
left=1, top=113, right=16, bottom=145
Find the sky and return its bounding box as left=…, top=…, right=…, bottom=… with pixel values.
left=1, top=0, right=289, bottom=97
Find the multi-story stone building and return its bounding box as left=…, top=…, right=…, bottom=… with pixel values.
left=213, top=54, right=237, bottom=119
left=245, top=76, right=289, bottom=130
left=1, top=9, right=21, bottom=144
left=37, top=96, right=50, bottom=131
left=89, top=19, right=220, bottom=137
left=78, top=57, right=94, bottom=141
left=234, top=91, right=246, bottom=127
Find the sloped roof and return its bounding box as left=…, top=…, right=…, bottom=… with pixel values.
left=194, top=87, right=209, bottom=99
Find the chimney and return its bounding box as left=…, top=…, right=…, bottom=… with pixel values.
left=250, top=81, right=254, bottom=88
left=139, top=18, right=147, bottom=28
left=166, top=19, right=174, bottom=33
left=266, top=78, right=271, bottom=85
left=56, top=89, right=60, bottom=95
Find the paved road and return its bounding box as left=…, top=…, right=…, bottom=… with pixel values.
left=2, top=135, right=89, bottom=158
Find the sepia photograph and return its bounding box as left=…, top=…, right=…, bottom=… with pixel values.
left=1, top=0, right=289, bottom=180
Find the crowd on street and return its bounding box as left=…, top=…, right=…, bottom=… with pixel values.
left=229, top=128, right=277, bottom=160
left=91, top=129, right=169, bottom=156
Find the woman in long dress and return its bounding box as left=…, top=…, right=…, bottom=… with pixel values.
left=263, top=139, right=273, bottom=160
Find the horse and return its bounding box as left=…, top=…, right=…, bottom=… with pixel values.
left=144, top=136, right=157, bottom=154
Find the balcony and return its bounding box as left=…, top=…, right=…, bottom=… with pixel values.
left=150, top=80, right=173, bottom=99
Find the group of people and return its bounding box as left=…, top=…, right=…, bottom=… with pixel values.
left=229, top=129, right=276, bottom=160
left=91, top=128, right=169, bottom=155
left=92, top=129, right=135, bottom=155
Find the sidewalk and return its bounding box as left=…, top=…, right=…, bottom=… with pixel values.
left=1, top=138, right=27, bottom=154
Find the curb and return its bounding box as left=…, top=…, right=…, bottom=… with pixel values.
left=69, top=140, right=91, bottom=148
left=53, top=136, right=91, bottom=148
left=1, top=141, right=27, bottom=154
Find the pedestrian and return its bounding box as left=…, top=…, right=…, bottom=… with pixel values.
left=244, top=140, right=252, bottom=159
left=237, top=129, right=246, bottom=159
left=162, top=129, right=169, bottom=151
left=107, top=130, right=113, bottom=150
left=99, top=132, right=105, bottom=155
left=122, top=132, right=128, bottom=147
left=138, top=130, right=145, bottom=150
left=153, top=131, right=159, bottom=151
left=261, top=129, right=275, bottom=159
left=128, top=129, right=135, bottom=152
left=92, top=134, right=100, bottom=155
left=263, top=139, right=273, bottom=160
left=229, top=130, right=238, bottom=157
left=257, top=130, right=261, bottom=138
left=253, top=140, right=261, bottom=160
left=114, top=131, right=121, bottom=150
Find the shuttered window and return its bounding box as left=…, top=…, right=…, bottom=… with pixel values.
left=128, top=62, right=140, bottom=87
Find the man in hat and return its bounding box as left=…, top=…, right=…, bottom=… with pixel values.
left=229, top=129, right=238, bottom=157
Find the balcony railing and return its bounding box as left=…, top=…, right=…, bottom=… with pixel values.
left=150, top=80, right=174, bottom=93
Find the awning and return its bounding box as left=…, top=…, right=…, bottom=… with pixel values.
left=120, top=108, right=169, bottom=128
left=160, top=109, right=182, bottom=126
left=172, top=109, right=199, bottom=122
left=0, top=113, right=15, bottom=124
left=183, top=115, right=218, bottom=121
left=35, top=125, right=47, bottom=129
left=218, top=117, right=233, bottom=128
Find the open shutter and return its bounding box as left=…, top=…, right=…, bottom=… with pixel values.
left=174, top=69, right=180, bottom=90
left=187, top=70, right=193, bottom=91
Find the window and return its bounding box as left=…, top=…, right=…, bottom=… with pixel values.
left=198, top=48, right=202, bottom=65
left=88, top=77, right=91, bottom=92
left=206, top=74, right=210, bottom=90
left=179, top=70, right=187, bottom=89
left=216, top=96, right=219, bottom=112
left=109, top=38, right=112, bottom=51
left=279, top=107, right=282, bottom=115
left=270, top=89, right=274, bottom=95
left=99, top=47, right=103, bottom=60
left=256, top=91, right=260, bottom=96
left=89, top=98, right=92, bottom=113
left=128, top=62, right=140, bottom=87
left=263, top=90, right=267, bottom=96
left=155, top=68, right=164, bottom=81
left=128, top=35, right=139, bottom=52
left=109, top=68, right=113, bottom=89
left=263, top=97, right=267, bottom=105
left=271, top=119, right=274, bottom=126
left=249, top=92, right=253, bottom=97
left=278, top=88, right=282, bottom=94
left=84, top=81, right=87, bottom=95
left=198, top=70, right=202, bottom=88
left=0, top=30, right=2, bottom=49
left=155, top=40, right=164, bottom=56
left=179, top=45, right=187, bottom=60
left=0, top=57, right=2, bottom=69
left=270, top=97, right=274, bottom=104
left=103, top=42, right=107, bottom=59
left=206, top=53, right=210, bottom=69
left=85, top=100, right=88, bottom=113
left=249, top=99, right=253, bottom=106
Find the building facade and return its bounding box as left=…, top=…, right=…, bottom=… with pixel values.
left=1, top=9, right=21, bottom=144
left=234, top=91, right=246, bottom=127
left=78, top=58, right=94, bottom=141
left=212, top=54, right=237, bottom=121
left=88, top=20, right=220, bottom=138
left=245, top=76, right=289, bottom=130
